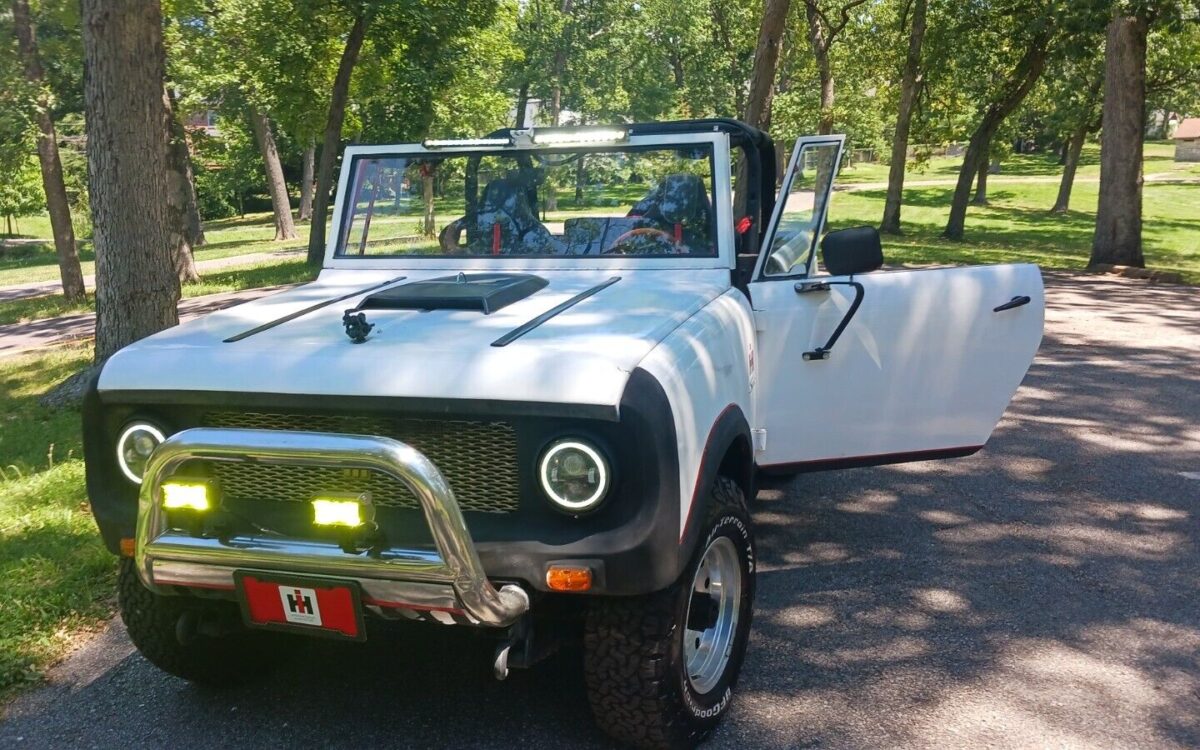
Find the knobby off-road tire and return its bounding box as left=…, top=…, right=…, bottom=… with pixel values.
left=584, top=476, right=756, bottom=749
left=118, top=558, right=279, bottom=686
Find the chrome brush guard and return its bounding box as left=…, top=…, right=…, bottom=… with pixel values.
left=135, top=428, right=530, bottom=627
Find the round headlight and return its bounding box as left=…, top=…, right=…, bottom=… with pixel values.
left=539, top=439, right=610, bottom=512
left=116, top=422, right=166, bottom=484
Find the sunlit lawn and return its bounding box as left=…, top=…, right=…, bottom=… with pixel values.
left=0, top=345, right=116, bottom=698
left=829, top=176, right=1200, bottom=283
left=837, top=140, right=1200, bottom=184
left=0, top=211, right=312, bottom=288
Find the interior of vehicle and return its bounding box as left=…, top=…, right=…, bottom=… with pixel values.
left=336, top=145, right=720, bottom=259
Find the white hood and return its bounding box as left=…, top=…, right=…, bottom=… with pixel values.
left=99, top=269, right=731, bottom=413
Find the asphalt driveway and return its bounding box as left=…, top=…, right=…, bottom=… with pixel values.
left=2, top=272, right=1197, bottom=749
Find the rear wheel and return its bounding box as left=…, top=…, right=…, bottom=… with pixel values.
left=118, top=559, right=281, bottom=686
left=584, top=476, right=755, bottom=749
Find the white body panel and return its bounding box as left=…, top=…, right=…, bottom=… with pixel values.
left=99, top=268, right=731, bottom=415
left=748, top=264, right=1045, bottom=466
left=639, top=290, right=756, bottom=535
left=98, top=127, right=1045, bottom=546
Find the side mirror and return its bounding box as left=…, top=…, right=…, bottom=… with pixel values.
left=821, top=226, right=883, bottom=276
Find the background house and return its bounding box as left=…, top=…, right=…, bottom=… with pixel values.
left=1175, top=117, right=1200, bottom=161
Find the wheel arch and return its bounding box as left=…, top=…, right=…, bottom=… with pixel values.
left=679, top=404, right=754, bottom=561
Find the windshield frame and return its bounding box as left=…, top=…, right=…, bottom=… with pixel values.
left=324, top=131, right=734, bottom=272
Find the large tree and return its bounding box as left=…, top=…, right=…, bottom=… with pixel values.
left=941, top=10, right=1056, bottom=240
left=1091, top=11, right=1150, bottom=267
left=305, top=8, right=367, bottom=265
left=163, top=86, right=201, bottom=283
left=743, top=0, right=791, bottom=131
left=166, top=85, right=206, bottom=248
left=82, top=0, right=180, bottom=361
left=306, top=0, right=496, bottom=265
left=11, top=0, right=85, bottom=300
left=802, top=0, right=869, bottom=134
left=880, top=0, right=927, bottom=234
left=249, top=107, right=298, bottom=240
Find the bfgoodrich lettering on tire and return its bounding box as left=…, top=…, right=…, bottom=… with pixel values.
left=583, top=476, right=755, bottom=749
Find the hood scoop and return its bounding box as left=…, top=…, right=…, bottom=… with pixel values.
left=356, top=272, right=549, bottom=315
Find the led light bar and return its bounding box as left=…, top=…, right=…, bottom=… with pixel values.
left=421, top=137, right=511, bottom=149
left=312, top=497, right=367, bottom=527
left=531, top=129, right=628, bottom=146
left=161, top=481, right=210, bottom=512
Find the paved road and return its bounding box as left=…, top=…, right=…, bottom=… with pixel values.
left=2, top=273, right=1198, bottom=749
left=0, top=249, right=302, bottom=304
left=0, top=285, right=295, bottom=359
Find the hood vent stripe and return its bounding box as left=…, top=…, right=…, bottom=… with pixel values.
left=491, top=276, right=621, bottom=348
left=223, top=276, right=407, bottom=343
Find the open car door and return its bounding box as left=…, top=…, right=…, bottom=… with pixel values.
left=748, top=136, right=1044, bottom=472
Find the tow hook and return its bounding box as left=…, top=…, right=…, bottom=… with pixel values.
left=492, top=617, right=528, bottom=681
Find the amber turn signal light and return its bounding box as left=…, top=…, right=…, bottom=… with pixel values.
left=546, top=566, right=592, bottom=592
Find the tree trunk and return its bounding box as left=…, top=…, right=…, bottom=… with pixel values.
left=805, top=5, right=835, bottom=134
left=743, top=0, right=791, bottom=130
left=82, top=0, right=180, bottom=362
left=546, top=67, right=562, bottom=211
left=250, top=108, right=297, bottom=241
left=421, top=167, right=436, bottom=237
left=166, top=87, right=205, bottom=248
left=972, top=146, right=989, bottom=205
left=514, top=81, right=530, bottom=128
left=162, top=87, right=199, bottom=283
left=880, top=0, right=926, bottom=235
left=298, top=140, right=315, bottom=221
left=13, top=0, right=86, bottom=301
left=1052, top=125, right=1087, bottom=213
left=1091, top=15, right=1147, bottom=268
left=545, top=1, right=573, bottom=212
left=575, top=156, right=586, bottom=202
left=306, top=12, right=367, bottom=266
left=737, top=0, right=790, bottom=218
left=943, top=40, right=1048, bottom=240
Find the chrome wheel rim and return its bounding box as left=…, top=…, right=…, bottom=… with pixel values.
left=684, top=535, right=742, bottom=695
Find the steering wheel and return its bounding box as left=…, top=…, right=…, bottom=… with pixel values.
left=603, top=227, right=683, bottom=255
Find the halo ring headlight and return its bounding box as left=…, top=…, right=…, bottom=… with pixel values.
left=538, top=439, right=610, bottom=512
left=116, top=421, right=166, bottom=484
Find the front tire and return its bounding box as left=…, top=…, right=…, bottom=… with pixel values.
left=118, top=558, right=280, bottom=686
left=584, top=476, right=755, bottom=749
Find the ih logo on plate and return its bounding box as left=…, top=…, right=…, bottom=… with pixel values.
left=280, top=586, right=322, bottom=626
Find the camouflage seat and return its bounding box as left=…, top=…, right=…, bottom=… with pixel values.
left=625, top=174, right=713, bottom=253
left=468, top=177, right=565, bottom=255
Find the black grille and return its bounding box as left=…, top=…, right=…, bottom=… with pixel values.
left=201, top=412, right=520, bottom=514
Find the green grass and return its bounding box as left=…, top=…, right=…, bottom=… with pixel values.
left=829, top=174, right=1200, bottom=283
left=0, top=258, right=317, bottom=327
left=838, top=141, right=1200, bottom=185
left=0, top=211, right=312, bottom=288
left=0, top=345, right=116, bottom=698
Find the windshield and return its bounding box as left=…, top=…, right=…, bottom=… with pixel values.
left=334, top=144, right=717, bottom=259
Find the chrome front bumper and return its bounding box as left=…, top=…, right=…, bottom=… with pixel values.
left=135, top=428, right=530, bottom=627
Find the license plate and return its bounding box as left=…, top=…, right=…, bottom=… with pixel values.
left=235, top=571, right=366, bottom=641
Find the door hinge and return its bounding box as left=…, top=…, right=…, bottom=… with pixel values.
left=751, top=429, right=767, bottom=452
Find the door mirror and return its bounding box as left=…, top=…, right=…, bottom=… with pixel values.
left=821, top=226, right=883, bottom=276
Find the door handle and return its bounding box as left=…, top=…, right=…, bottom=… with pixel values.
left=993, top=295, right=1031, bottom=313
